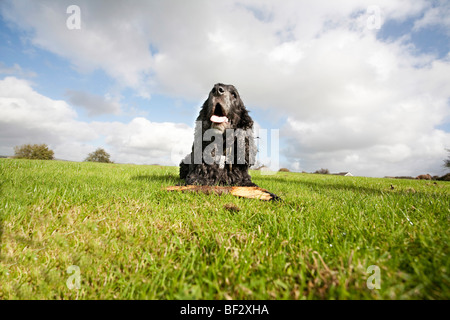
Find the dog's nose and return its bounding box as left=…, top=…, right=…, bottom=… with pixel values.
left=213, top=85, right=225, bottom=96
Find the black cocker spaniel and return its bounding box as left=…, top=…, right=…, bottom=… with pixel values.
left=180, top=83, right=257, bottom=186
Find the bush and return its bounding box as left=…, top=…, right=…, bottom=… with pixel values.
left=445, top=149, right=450, bottom=170
left=278, top=168, right=290, bottom=172
left=437, top=173, right=450, bottom=181
left=13, top=144, right=54, bottom=160
left=85, top=148, right=113, bottom=163
left=314, top=168, right=330, bottom=174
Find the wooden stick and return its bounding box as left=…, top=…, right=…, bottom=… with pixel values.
left=166, top=185, right=280, bottom=201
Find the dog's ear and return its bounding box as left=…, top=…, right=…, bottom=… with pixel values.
left=194, top=99, right=210, bottom=137
left=237, top=102, right=254, bottom=130
left=196, top=99, right=208, bottom=121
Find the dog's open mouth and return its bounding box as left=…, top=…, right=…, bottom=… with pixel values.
left=210, top=103, right=229, bottom=124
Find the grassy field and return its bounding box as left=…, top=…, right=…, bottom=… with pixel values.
left=0, top=158, right=449, bottom=300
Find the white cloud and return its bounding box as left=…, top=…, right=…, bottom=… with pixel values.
left=413, top=0, right=450, bottom=35
left=1, top=0, right=156, bottom=97
left=0, top=0, right=433, bottom=99
left=1, top=0, right=449, bottom=176
left=0, top=77, right=193, bottom=164
left=91, top=117, right=193, bottom=165
left=65, top=90, right=121, bottom=116
left=0, top=62, right=37, bottom=78
left=0, top=77, right=95, bottom=152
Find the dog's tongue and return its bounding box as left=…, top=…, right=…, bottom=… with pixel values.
left=210, top=115, right=229, bottom=124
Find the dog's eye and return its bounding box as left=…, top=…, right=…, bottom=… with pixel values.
left=232, top=92, right=237, bottom=99
left=211, top=88, right=216, bottom=94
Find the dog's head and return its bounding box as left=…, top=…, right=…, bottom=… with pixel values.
left=201, top=83, right=253, bottom=133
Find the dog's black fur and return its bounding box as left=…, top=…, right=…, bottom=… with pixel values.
left=180, top=83, right=257, bottom=186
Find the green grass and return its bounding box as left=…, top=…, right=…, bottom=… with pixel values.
left=0, top=158, right=449, bottom=299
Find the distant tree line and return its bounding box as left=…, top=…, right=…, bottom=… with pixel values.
left=8, top=145, right=450, bottom=175
left=12, top=144, right=112, bottom=163
left=314, top=168, right=330, bottom=174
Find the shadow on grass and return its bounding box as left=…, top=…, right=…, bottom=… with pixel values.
left=131, top=174, right=184, bottom=186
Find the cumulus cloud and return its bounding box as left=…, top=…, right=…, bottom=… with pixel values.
left=279, top=29, right=450, bottom=176
left=0, top=77, right=95, bottom=153
left=413, top=0, right=450, bottom=35
left=1, top=0, right=156, bottom=97
left=91, top=118, right=193, bottom=165
left=0, top=62, right=37, bottom=78
left=65, top=90, right=121, bottom=116
left=0, top=77, right=193, bottom=164
left=1, top=0, right=449, bottom=176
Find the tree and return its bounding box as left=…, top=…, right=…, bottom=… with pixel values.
left=13, top=144, right=54, bottom=160
left=314, top=168, right=330, bottom=174
left=85, top=148, right=113, bottom=163
left=445, top=149, right=450, bottom=170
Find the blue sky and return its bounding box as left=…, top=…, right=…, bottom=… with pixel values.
left=1, top=0, right=449, bottom=177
